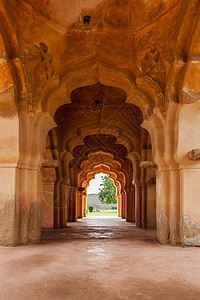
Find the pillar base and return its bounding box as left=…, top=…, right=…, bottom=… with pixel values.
left=0, top=195, right=18, bottom=246
left=180, top=216, right=200, bottom=247
left=157, top=212, right=170, bottom=245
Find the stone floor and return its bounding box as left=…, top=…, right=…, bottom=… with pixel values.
left=0, top=217, right=200, bottom=300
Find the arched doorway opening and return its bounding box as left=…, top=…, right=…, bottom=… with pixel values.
left=38, top=73, right=157, bottom=231
left=86, top=172, right=118, bottom=217
left=13, top=77, right=157, bottom=245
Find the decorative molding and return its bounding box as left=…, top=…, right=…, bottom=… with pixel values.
left=23, top=42, right=56, bottom=112
left=136, top=76, right=166, bottom=117
left=42, top=159, right=59, bottom=168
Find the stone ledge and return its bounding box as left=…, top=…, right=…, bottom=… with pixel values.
left=42, top=159, right=59, bottom=168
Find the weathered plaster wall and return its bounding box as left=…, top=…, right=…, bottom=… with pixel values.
left=42, top=167, right=56, bottom=228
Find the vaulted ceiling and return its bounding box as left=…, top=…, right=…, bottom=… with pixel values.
left=4, top=0, right=185, bottom=114
left=2, top=0, right=198, bottom=188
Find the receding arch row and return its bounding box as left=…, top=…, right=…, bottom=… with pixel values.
left=80, top=164, right=126, bottom=219
left=54, top=89, right=144, bottom=165
left=76, top=150, right=135, bottom=222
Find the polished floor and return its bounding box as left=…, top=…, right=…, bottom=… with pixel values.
left=0, top=217, right=200, bottom=300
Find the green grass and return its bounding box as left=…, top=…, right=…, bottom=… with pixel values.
left=86, top=210, right=118, bottom=217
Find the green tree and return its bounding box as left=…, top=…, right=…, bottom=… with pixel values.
left=98, top=175, right=117, bottom=204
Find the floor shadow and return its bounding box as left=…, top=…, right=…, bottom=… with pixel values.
left=41, top=217, right=157, bottom=246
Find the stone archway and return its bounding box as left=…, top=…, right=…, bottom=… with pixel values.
left=0, top=0, right=200, bottom=247
left=78, top=156, right=128, bottom=221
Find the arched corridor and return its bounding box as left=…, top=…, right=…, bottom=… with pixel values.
left=41, top=92, right=157, bottom=234
left=1, top=0, right=200, bottom=248
left=1, top=0, right=200, bottom=298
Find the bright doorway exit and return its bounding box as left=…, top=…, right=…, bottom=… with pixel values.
left=86, top=173, right=118, bottom=217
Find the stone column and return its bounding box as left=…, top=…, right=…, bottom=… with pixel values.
left=0, top=37, right=19, bottom=246
left=42, top=167, right=56, bottom=228
left=140, top=167, right=147, bottom=228
left=126, top=185, right=135, bottom=222
left=135, top=184, right=141, bottom=227
left=146, top=172, right=156, bottom=229
left=121, top=190, right=126, bottom=219
left=68, top=187, right=78, bottom=222
left=17, top=111, right=56, bottom=245
left=25, top=167, right=43, bottom=244
left=77, top=188, right=84, bottom=219
left=169, top=167, right=180, bottom=245
left=140, top=149, right=148, bottom=228
left=0, top=156, right=18, bottom=246
left=54, top=180, right=61, bottom=228
left=180, top=166, right=200, bottom=246
left=59, top=183, right=68, bottom=227
left=172, top=102, right=200, bottom=246
left=156, top=168, right=170, bottom=244
left=117, top=194, right=122, bottom=217
left=140, top=158, right=156, bottom=229
left=82, top=193, right=87, bottom=217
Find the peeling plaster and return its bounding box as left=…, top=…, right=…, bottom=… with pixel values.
left=170, top=215, right=180, bottom=246
left=28, top=201, right=42, bottom=243
left=181, top=215, right=200, bottom=247
left=18, top=207, right=28, bottom=245
left=157, top=212, right=170, bottom=244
